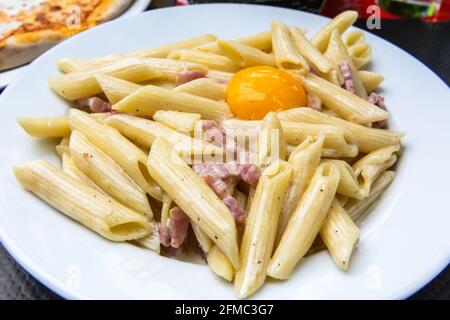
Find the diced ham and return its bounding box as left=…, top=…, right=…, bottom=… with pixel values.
left=203, top=173, right=229, bottom=199
left=156, top=222, right=171, bottom=247
left=168, top=207, right=190, bottom=248
left=75, top=97, right=112, bottom=113
left=176, top=69, right=206, bottom=86
left=222, top=195, right=246, bottom=225
left=239, top=164, right=260, bottom=187
left=338, top=61, right=355, bottom=94
left=157, top=207, right=190, bottom=249
left=306, top=93, right=322, bottom=111
left=368, top=92, right=388, bottom=129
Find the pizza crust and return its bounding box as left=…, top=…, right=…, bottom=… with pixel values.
left=0, top=0, right=133, bottom=71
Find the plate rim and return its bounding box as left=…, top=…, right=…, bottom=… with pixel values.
left=0, top=3, right=448, bottom=300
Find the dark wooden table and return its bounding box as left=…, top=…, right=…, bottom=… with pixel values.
left=0, top=2, right=448, bottom=300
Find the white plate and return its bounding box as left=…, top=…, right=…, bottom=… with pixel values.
left=0, top=0, right=152, bottom=89
left=0, top=4, right=449, bottom=300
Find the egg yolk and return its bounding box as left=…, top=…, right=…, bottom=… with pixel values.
left=226, top=66, right=307, bottom=120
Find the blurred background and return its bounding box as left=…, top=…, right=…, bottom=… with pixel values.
left=0, top=0, right=449, bottom=300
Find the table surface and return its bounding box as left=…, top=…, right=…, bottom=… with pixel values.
left=0, top=2, right=449, bottom=300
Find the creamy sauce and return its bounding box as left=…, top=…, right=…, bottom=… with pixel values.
left=0, top=21, right=22, bottom=40
left=0, top=0, right=46, bottom=16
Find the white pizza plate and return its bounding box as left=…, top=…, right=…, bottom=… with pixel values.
left=0, top=0, right=152, bottom=89
left=0, top=4, right=449, bottom=300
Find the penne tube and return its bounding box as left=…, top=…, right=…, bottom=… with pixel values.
left=160, top=192, right=173, bottom=228
left=352, top=144, right=399, bottom=197
left=311, top=10, right=358, bottom=53
left=14, top=160, right=152, bottom=241
left=196, top=31, right=273, bottom=54
left=235, top=161, right=292, bottom=298
left=277, top=107, right=403, bottom=153
left=358, top=70, right=384, bottom=93
left=56, top=136, right=70, bottom=158
left=207, top=245, right=235, bottom=282
left=319, top=198, right=359, bottom=270
left=301, top=73, right=389, bottom=124
left=17, top=116, right=70, bottom=138
left=147, top=138, right=240, bottom=268
left=168, top=49, right=239, bottom=73
left=267, top=163, right=340, bottom=279
left=192, top=222, right=214, bottom=254
left=69, top=110, right=163, bottom=201
left=325, top=29, right=367, bottom=99
left=347, top=43, right=372, bottom=69
left=207, top=70, right=234, bottom=82
left=132, top=224, right=161, bottom=254
left=271, top=21, right=309, bottom=75
left=130, top=34, right=218, bottom=58
left=322, top=159, right=364, bottom=199
left=342, top=30, right=365, bottom=47
left=49, top=57, right=162, bottom=100
left=276, top=135, right=324, bottom=244
left=104, top=113, right=222, bottom=156
left=113, top=85, right=233, bottom=120
left=62, top=153, right=104, bottom=193
left=143, top=58, right=209, bottom=82
left=174, top=78, right=226, bottom=101
left=336, top=194, right=349, bottom=206
left=57, top=58, right=92, bottom=73
left=222, top=119, right=358, bottom=158
left=96, top=74, right=143, bottom=104
left=216, top=39, right=276, bottom=68
left=257, top=112, right=287, bottom=167
left=290, top=26, right=334, bottom=74
left=345, top=171, right=396, bottom=222
left=153, top=110, right=201, bottom=134
left=69, top=130, right=153, bottom=217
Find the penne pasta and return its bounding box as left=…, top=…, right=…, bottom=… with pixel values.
left=168, top=49, right=239, bottom=73
left=207, top=245, right=235, bottom=282
left=235, top=161, right=292, bottom=298
left=57, top=58, right=92, bottom=73
left=290, top=26, right=334, bottom=74
left=14, top=160, right=152, bottom=241
left=62, top=153, right=104, bottom=193
left=132, top=223, right=161, bottom=254
left=222, top=119, right=358, bottom=158
left=130, top=34, right=218, bottom=58
left=68, top=109, right=163, bottom=201
left=257, top=112, right=287, bottom=167
left=49, top=57, right=162, bottom=100
left=104, top=113, right=222, bottom=156
left=207, top=70, right=234, bottom=82
left=174, top=78, right=226, bottom=101
left=216, top=39, right=276, bottom=68
left=196, top=31, right=273, bottom=54
left=277, top=107, right=404, bottom=153
left=322, top=159, right=364, bottom=199
left=56, top=136, right=70, bottom=158
left=113, top=84, right=233, bottom=120
left=346, top=42, right=372, bottom=69
left=320, top=198, right=359, bottom=270
left=143, top=58, right=209, bottom=82
left=96, top=74, right=142, bottom=104
left=271, top=21, right=309, bottom=75
left=345, top=171, right=396, bottom=222
left=69, top=130, right=153, bottom=217
left=267, top=163, right=340, bottom=279
left=192, top=222, right=214, bottom=254
left=352, top=144, right=399, bottom=197
left=325, top=29, right=367, bottom=99
left=301, top=73, right=389, bottom=124
left=358, top=70, right=384, bottom=93
left=153, top=110, right=201, bottom=134
left=311, top=10, right=358, bottom=53
left=147, top=138, right=240, bottom=268
left=17, top=116, right=70, bottom=138
left=276, top=135, right=324, bottom=244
